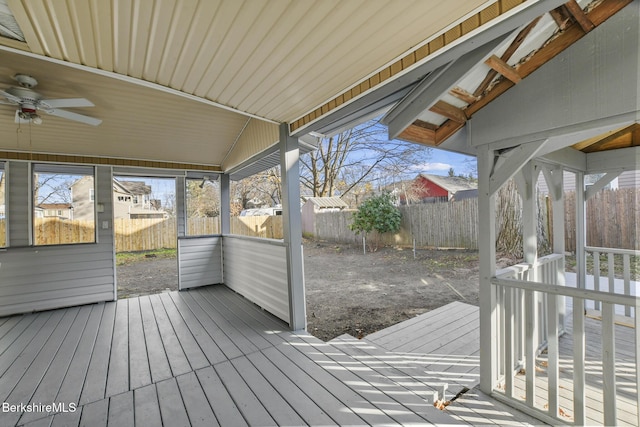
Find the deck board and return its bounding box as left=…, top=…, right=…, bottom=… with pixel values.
left=4, top=286, right=630, bottom=426
left=127, top=298, right=151, bottom=390
left=156, top=294, right=209, bottom=371
left=163, top=292, right=227, bottom=366
left=105, top=300, right=129, bottom=397
left=148, top=294, right=192, bottom=377
left=195, top=366, right=248, bottom=427
left=138, top=296, right=172, bottom=384
left=156, top=377, right=191, bottom=427
left=175, top=291, right=244, bottom=360
left=79, top=302, right=115, bottom=405
left=175, top=371, right=220, bottom=427
left=79, top=398, right=108, bottom=427
left=107, top=391, right=134, bottom=427
left=212, top=360, right=276, bottom=426
left=133, top=384, right=162, bottom=427
left=16, top=306, right=92, bottom=426
left=230, top=356, right=306, bottom=426
left=276, top=338, right=399, bottom=426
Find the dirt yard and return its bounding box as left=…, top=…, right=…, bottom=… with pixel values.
left=116, top=241, right=485, bottom=341
left=304, top=241, right=481, bottom=341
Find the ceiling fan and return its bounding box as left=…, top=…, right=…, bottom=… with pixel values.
left=0, top=74, right=102, bottom=126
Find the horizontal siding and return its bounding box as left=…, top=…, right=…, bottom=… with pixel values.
left=222, top=236, right=289, bottom=323
left=0, top=164, right=115, bottom=317
left=177, top=236, right=223, bottom=290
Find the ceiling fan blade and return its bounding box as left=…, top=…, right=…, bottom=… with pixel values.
left=40, top=98, right=95, bottom=108
left=45, top=108, right=102, bottom=126
left=0, top=89, right=21, bottom=104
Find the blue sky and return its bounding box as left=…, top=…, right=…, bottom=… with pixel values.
left=411, top=148, right=476, bottom=177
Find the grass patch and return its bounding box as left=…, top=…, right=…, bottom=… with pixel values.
left=116, top=248, right=177, bottom=266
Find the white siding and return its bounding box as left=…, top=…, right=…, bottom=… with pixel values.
left=222, top=235, right=289, bottom=323
left=177, top=236, right=223, bottom=290
left=0, top=164, right=115, bottom=317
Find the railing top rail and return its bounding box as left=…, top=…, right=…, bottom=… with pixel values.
left=222, top=233, right=286, bottom=247
left=495, top=253, right=564, bottom=279
left=585, top=246, right=640, bottom=256
left=492, top=276, right=638, bottom=307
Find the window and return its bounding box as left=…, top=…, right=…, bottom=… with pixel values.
left=0, top=162, right=5, bottom=248
left=186, top=177, right=220, bottom=235
left=33, top=164, right=95, bottom=245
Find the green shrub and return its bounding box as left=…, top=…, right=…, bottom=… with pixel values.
left=349, top=192, right=401, bottom=251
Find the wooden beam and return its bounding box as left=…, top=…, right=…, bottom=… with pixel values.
left=473, top=16, right=541, bottom=97
left=435, top=120, right=465, bottom=145
left=397, top=120, right=437, bottom=146
left=549, top=5, right=572, bottom=30
left=449, top=86, right=477, bottom=104
left=565, top=0, right=595, bottom=33
left=485, top=55, right=522, bottom=84
left=467, top=0, right=632, bottom=117
left=429, top=100, right=467, bottom=123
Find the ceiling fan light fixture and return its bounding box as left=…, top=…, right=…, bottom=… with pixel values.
left=31, top=115, right=42, bottom=125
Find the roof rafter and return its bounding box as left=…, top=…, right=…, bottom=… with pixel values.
left=399, top=0, right=632, bottom=149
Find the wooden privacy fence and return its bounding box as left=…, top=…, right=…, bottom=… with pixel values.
left=22, top=216, right=283, bottom=252
left=563, top=188, right=639, bottom=252
left=0, top=219, right=5, bottom=246
left=314, top=199, right=479, bottom=249
left=313, top=188, right=638, bottom=252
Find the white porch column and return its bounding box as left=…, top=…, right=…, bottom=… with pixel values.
left=220, top=173, right=230, bottom=235
left=478, top=145, right=497, bottom=393
left=575, top=171, right=586, bottom=289
left=515, top=161, right=539, bottom=266
left=279, top=123, right=306, bottom=330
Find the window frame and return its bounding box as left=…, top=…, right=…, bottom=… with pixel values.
left=32, top=163, right=97, bottom=246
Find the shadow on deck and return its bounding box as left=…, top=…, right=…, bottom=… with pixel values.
left=0, top=287, right=635, bottom=426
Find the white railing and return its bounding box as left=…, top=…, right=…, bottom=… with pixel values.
left=495, top=254, right=564, bottom=361
left=491, top=252, right=639, bottom=426
left=585, top=246, right=639, bottom=317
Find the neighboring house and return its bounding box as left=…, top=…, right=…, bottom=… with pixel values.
left=406, top=173, right=478, bottom=203
left=71, top=176, right=164, bottom=220
left=37, top=203, right=74, bottom=219
left=301, top=197, right=349, bottom=235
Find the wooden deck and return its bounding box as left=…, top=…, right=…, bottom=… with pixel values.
left=1, top=287, right=636, bottom=426
left=1, top=286, right=464, bottom=427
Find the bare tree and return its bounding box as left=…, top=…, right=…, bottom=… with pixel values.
left=300, top=120, right=430, bottom=198
left=231, top=167, right=282, bottom=212
left=186, top=180, right=219, bottom=218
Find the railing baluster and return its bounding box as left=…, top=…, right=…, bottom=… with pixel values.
left=505, top=286, right=514, bottom=398
left=635, top=298, right=640, bottom=427
left=602, top=302, right=617, bottom=426
left=623, top=254, right=631, bottom=317
left=547, top=294, right=559, bottom=418
left=525, top=289, right=536, bottom=407
left=593, top=251, right=601, bottom=310
left=573, top=297, right=586, bottom=426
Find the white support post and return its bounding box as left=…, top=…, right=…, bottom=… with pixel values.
left=575, top=172, right=587, bottom=290
left=220, top=174, right=230, bottom=235
left=478, top=145, right=497, bottom=393
left=279, top=123, right=307, bottom=331
left=543, top=164, right=566, bottom=331
left=515, top=162, right=538, bottom=267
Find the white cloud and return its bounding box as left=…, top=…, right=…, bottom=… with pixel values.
left=411, top=162, right=451, bottom=172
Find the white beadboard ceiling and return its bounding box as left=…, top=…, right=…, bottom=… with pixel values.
left=0, top=0, right=489, bottom=169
